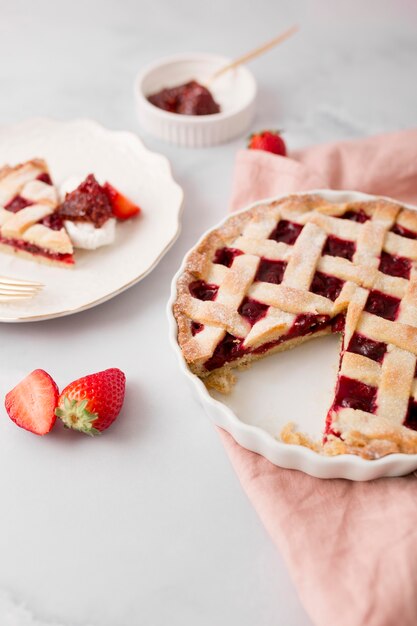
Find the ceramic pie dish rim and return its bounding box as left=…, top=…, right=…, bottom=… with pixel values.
left=167, top=189, right=417, bottom=481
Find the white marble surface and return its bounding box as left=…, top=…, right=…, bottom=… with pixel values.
left=0, top=1, right=416, bottom=624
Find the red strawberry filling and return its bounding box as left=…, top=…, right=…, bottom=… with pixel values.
left=189, top=280, right=219, bottom=301
left=391, top=224, right=417, bottom=240
left=255, top=259, right=287, bottom=284
left=269, top=220, right=303, bottom=245
left=342, top=209, right=370, bottom=223
left=0, top=234, right=74, bottom=264
left=204, top=313, right=332, bottom=371
left=364, top=290, right=400, bottom=321
left=323, top=235, right=355, bottom=261
left=213, top=247, right=243, bottom=267
left=310, top=272, right=344, bottom=301
left=57, top=174, right=113, bottom=227
left=347, top=333, right=386, bottom=363
left=378, top=251, right=411, bottom=279
left=4, top=195, right=33, bottom=213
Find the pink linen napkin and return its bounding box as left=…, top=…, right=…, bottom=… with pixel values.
left=220, top=129, right=417, bottom=626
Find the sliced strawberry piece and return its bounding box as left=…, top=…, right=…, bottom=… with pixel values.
left=103, top=183, right=141, bottom=220
left=5, top=369, right=59, bottom=435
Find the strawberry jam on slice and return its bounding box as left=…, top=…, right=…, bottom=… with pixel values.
left=213, top=247, right=243, bottom=267
left=378, top=251, right=411, bottom=279
left=323, top=235, right=355, bottom=261
left=347, top=332, right=386, bottom=363
left=364, top=290, right=400, bottom=321
left=42, top=213, right=64, bottom=231
left=204, top=333, right=246, bottom=371
left=5, top=195, right=33, bottom=213
left=391, top=224, right=417, bottom=240
left=189, top=280, right=218, bottom=301
left=238, top=297, right=269, bottom=326
left=404, top=399, right=417, bottom=431
left=310, top=272, right=344, bottom=301
left=255, top=259, right=287, bottom=284
left=191, top=321, right=204, bottom=336
left=341, top=209, right=370, bottom=223
left=287, top=313, right=329, bottom=338
left=333, top=376, right=377, bottom=413
left=269, top=220, right=303, bottom=245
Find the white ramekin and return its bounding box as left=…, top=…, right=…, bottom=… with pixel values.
left=134, top=53, right=257, bottom=148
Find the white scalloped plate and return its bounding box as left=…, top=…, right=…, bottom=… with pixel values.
left=168, top=190, right=417, bottom=480
left=0, top=118, right=183, bottom=322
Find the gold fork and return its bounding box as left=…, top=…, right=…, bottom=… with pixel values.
left=0, top=275, right=44, bottom=302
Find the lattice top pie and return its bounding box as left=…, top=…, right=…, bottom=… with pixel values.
left=0, top=159, right=74, bottom=266
left=173, top=193, right=417, bottom=459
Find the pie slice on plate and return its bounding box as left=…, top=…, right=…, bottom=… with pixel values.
left=173, top=193, right=417, bottom=459
left=0, top=159, right=74, bottom=267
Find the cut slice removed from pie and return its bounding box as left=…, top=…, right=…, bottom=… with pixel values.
left=0, top=159, right=74, bottom=267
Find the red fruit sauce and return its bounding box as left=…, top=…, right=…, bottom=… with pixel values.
left=57, top=174, right=113, bottom=228
left=269, top=220, right=303, bottom=245
left=323, top=235, right=355, bottom=261
left=364, top=290, right=400, bottom=321
left=213, top=247, right=243, bottom=267
left=147, top=80, right=220, bottom=116
left=0, top=235, right=73, bottom=264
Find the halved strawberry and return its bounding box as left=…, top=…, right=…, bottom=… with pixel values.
left=103, top=183, right=141, bottom=220
left=55, top=368, right=126, bottom=435
left=5, top=369, right=59, bottom=435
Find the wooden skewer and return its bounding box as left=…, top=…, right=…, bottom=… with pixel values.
left=207, top=25, right=299, bottom=85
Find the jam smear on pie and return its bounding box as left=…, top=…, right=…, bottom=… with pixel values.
left=341, top=209, right=370, bottom=223
left=378, top=251, right=411, bottom=279
left=310, top=271, right=344, bottom=301
left=323, top=235, right=355, bottom=261
left=147, top=80, right=220, bottom=116
left=191, top=321, right=204, bottom=336
left=404, top=399, right=417, bottom=431
left=347, top=332, right=387, bottom=363
left=364, top=290, right=400, bottom=321
left=213, top=247, right=243, bottom=267
left=204, top=333, right=246, bottom=371
left=269, top=220, right=303, bottom=245
left=255, top=259, right=287, bottom=284
left=189, top=280, right=219, bottom=301
left=391, top=224, right=417, bottom=240
left=5, top=195, right=33, bottom=213
left=238, top=297, right=269, bottom=326
left=332, top=376, right=377, bottom=413
left=57, top=174, right=113, bottom=228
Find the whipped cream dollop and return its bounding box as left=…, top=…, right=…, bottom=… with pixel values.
left=64, top=218, right=116, bottom=250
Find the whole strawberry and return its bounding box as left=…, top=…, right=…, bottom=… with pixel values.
left=55, top=368, right=126, bottom=435
left=247, top=130, right=287, bottom=156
